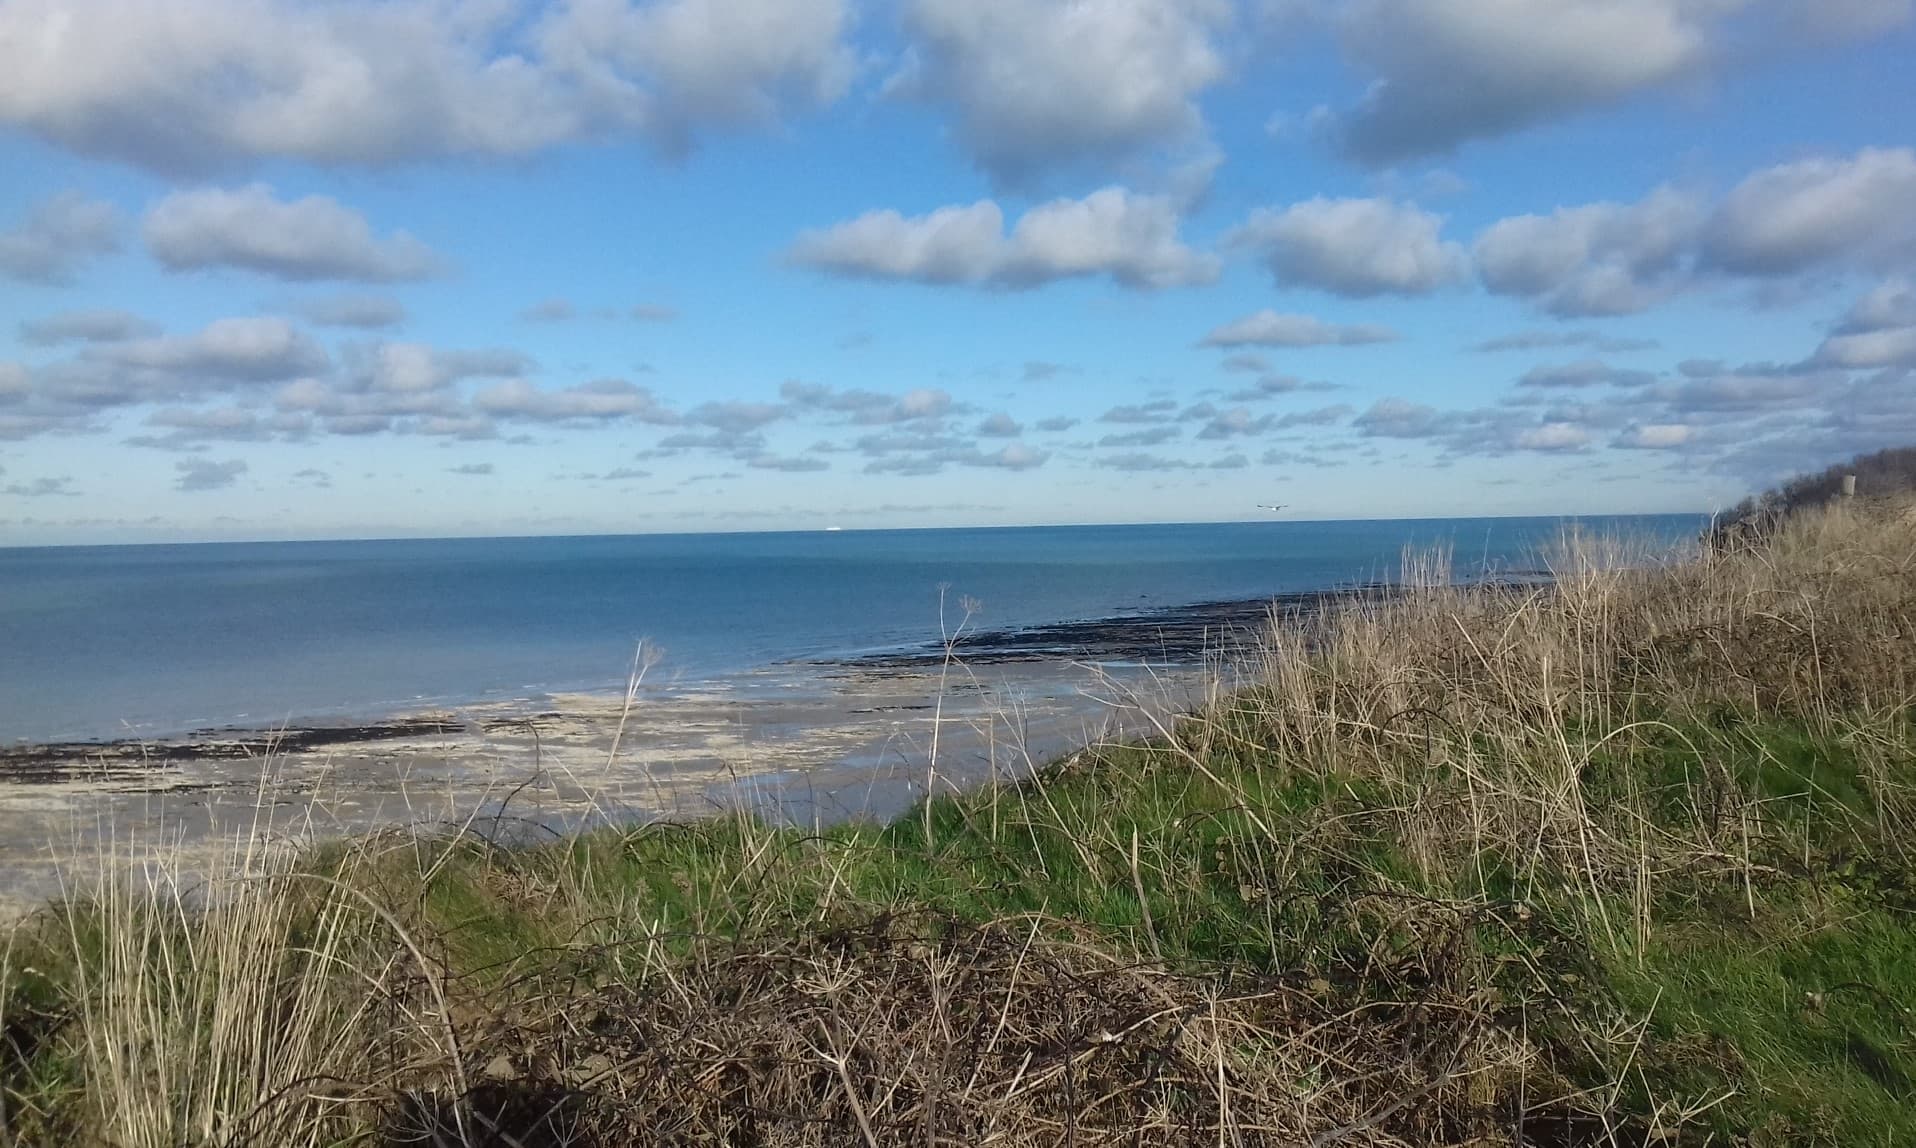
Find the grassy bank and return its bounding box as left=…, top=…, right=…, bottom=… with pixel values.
left=5, top=500, right=1915, bottom=1146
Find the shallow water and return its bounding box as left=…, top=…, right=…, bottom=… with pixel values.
left=0, top=516, right=1703, bottom=743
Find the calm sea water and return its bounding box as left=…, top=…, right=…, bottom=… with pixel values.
left=0, top=516, right=1703, bottom=742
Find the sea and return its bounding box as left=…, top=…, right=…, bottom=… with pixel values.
left=0, top=516, right=1705, bottom=744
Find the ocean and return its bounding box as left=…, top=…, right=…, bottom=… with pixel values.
left=0, top=516, right=1704, bottom=743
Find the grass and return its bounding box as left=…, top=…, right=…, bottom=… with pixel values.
left=4, top=497, right=1915, bottom=1145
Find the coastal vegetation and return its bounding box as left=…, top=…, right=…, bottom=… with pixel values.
left=1718, top=445, right=1916, bottom=537
left=4, top=493, right=1916, bottom=1146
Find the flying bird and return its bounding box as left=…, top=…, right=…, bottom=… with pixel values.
left=1257, top=504, right=1287, bottom=512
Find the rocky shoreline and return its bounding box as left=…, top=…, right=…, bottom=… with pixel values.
left=820, top=586, right=1381, bottom=669
left=1, top=590, right=1328, bottom=775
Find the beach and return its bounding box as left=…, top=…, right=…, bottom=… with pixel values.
left=0, top=594, right=1288, bottom=911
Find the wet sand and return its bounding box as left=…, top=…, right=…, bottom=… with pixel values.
left=0, top=593, right=1322, bottom=913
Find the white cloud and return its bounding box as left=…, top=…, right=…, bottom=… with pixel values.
left=1809, top=280, right=1916, bottom=368
left=345, top=343, right=529, bottom=394
left=474, top=378, right=675, bottom=423
left=1329, top=0, right=1725, bottom=165
left=1512, top=422, right=1590, bottom=451
left=1228, top=197, right=1466, bottom=297
left=1813, top=327, right=1916, bottom=369
left=970, top=442, right=1047, bottom=470
left=0, top=0, right=854, bottom=174
left=536, top=0, right=855, bottom=155
left=1472, top=329, right=1660, bottom=353
left=789, top=188, right=1217, bottom=290
left=107, top=317, right=330, bottom=384
left=0, top=192, right=120, bottom=285
left=688, top=400, right=785, bottom=433
left=1354, top=398, right=1446, bottom=438
left=1195, top=407, right=1275, bottom=439
left=144, top=185, right=441, bottom=282
left=782, top=382, right=956, bottom=425
left=174, top=457, right=247, bottom=492
left=1517, top=360, right=1657, bottom=388
left=892, top=0, right=1228, bottom=187
left=1701, top=147, right=1916, bottom=276
left=1839, top=278, right=1916, bottom=332
left=977, top=412, right=1022, bottom=437
left=292, top=295, right=408, bottom=329
left=745, top=453, right=830, bottom=472
left=1614, top=423, right=1694, bottom=449
left=1474, top=187, right=1702, bottom=316
left=1200, top=310, right=1399, bottom=348
left=0, top=363, right=28, bottom=403
left=18, top=309, right=159, bottom=346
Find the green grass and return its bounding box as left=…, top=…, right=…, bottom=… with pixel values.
left=363, top=708, right=1914, bottom=1144
left=8, top=500, right=1916, bottom=1145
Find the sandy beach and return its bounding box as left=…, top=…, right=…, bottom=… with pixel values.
left=0, top=594, right=1297, bottom=911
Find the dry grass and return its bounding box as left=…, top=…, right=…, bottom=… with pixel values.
left=5, top=498, right=1915, bottom=1146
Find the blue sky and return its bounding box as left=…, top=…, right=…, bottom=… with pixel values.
left=2, top=0, right=1914, bottom=544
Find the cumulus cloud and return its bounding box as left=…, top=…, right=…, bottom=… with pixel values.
left=746, top=453, right=830, bottom=472
left=104, top=317, right=330, bottom=388
left=1228, top=197, right=1465, bottom=297
left=174, top=457, right=247, bottom=492
left=2, top=476, right=76, bottom=497
left=969, top=442, right=1047, bottom=470
left=1099, top=399, right=1180, bottom=424
left=1474, top=187, right=1701, bottom=316
left=1353, top=398, right=1446, bottom=439
left=1811, top=279, right=1916, bottom=368
left=858, top=435, right=1046, bottom=475
left=475, top=378, right=676, bottom=424
left=1353, top=397, right=1596, bottom=456
left=1200, top=310, right=1399, bottom=348
left=0, top=363, right=28, bottom=403
left=1613, top=423, right=1695, bottom=449
left=18, top=309, right=159, bottom=346
left=291, top=294, right=408, bottom=329
left=1328, top=0, right=1726, bottom=165
left=0, top=192, right=121, bottom=285
left=788, top=188, right=1217, bottom=290
left=1511, top=422, right=1591, bottom=451
left=1275, top=404, right=1354, bottom=428
left=127, top=405, right=310, bottom=450
left=0, top=0, right=856, bottom=174
left=1195, top=407, right=1275, bottom=439
left=341, top=343, right=529, bottom=395
left=1517, top=360, right=1657, bottom=388
left=1701, top=147, right=1916, bottom=276
left=1659, top=361, right=1831, bottom=411
left=1223, top=374, right=1341, bottom=402
left=1096, top=452, right=1192, bottom=472
left=1471, top=149, right=1916, bottom=319
left=144, top=185, right=441, bottom=282
left=977, top=412, right=1022, bottom=437
left=781, top=381, right=956, bottom=425
left=687, top=401, right=785, bottom=434
left=1100, top=426, right=1182, bottom=448
left=890, top=0, right=1228, bottom=187
left=1472, top=329, right=1660, bottom=353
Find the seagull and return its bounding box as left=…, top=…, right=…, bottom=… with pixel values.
left=1257, top=504, right=1287, bottom=512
